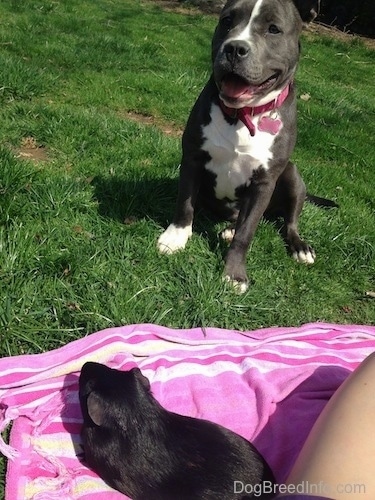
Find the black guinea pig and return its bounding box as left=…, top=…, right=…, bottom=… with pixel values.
left=79, top=361, right=276, bottom=499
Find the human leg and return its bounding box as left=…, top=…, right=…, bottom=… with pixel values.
left=279, top=352, right=375, bottom=499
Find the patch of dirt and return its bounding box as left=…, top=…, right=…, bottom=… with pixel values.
left=156, top=0, right=223, bottom=14
left=15, top=136, right=50, bottom=163
left=152, top=0, right=207, bottom=15
left=124, top=111, right=183, bottom=137
left=307, top=22, right=375, bottom=50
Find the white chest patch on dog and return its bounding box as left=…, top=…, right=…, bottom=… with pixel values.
left=202, top=103, right=279, bottom=201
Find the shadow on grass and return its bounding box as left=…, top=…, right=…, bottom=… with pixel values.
left=91, top=174, right=318, bottom=258
left=92, top=175, right=177, bottom=225
left=92, top=174, right=223, bottom=253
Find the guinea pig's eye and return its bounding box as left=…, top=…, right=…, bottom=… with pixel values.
left=220, top=15, right=232, bottom=30
left=268, top=24, right=281, bottom=34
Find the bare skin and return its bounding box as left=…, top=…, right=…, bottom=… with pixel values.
left=279, top=352, right=375, bottom=499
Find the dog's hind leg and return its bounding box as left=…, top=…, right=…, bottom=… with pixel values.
left=220, top=224, right=236, bottom=243
left=272, top=162, right=316, bottom=264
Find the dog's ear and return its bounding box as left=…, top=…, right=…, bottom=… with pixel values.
left=292, top=0, right=320, bottom=22
left=86, top=391, right=105, bottom=426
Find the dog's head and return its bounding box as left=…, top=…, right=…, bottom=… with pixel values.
left=212, top=0, right=320, bottom=108
left=79, top=362, right=152, bottom=429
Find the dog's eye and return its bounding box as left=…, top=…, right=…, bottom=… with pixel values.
left=268, top=24, right=281, bottom=34
left=220, top=16, right=232, bottom=30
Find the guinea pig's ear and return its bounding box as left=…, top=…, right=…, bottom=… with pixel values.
left=132, top=367, right=151, bottom=391
left=292, top=0, right=320, bottom=22
left=87, top=392, right=105, bottom=426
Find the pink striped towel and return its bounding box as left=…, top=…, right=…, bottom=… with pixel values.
left=1, top=322, right=375, bottom=499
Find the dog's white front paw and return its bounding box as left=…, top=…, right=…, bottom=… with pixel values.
left=292, top=248, right=316, bottom=264
left=157, top=224, right=192, bottom=254
left=223, top=275, right=249, bottom=294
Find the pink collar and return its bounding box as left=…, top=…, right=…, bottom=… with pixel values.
left=219, top=83, right=291, bottom=136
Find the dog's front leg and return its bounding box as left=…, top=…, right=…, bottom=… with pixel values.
left=157, top=158, right=201, bottom=254
left=224, top=176, right=276, bottom=293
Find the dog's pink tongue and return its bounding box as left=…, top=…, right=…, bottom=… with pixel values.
left=221, top=77, right=251, bottom=98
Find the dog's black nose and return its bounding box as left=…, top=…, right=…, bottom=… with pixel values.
left=224, top=40, right=250, bottom=62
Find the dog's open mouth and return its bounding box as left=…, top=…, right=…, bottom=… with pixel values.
left=219, top=73, right=279, bottom=104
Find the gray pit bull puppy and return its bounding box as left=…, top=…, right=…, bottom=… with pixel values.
left=158, top=0, right=334, bottom=293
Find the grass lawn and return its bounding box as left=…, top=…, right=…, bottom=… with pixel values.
left=0, top=0, right=374, bottom=490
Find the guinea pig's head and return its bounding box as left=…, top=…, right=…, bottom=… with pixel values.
left=79, top=362, right=151, bottom=428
